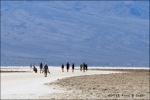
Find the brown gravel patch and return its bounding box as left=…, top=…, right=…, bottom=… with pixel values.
left=44, top=69, right=150, bottom=99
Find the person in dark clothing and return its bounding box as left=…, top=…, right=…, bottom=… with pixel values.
left=72, top=63, right=75, bottom=72
left=40, top=63, right=43, bottom=73
left=44, top=64, right=49, bottom=77
left=61, top=63, right=64, bottom=72
left=80, top=64, right=83, bottom=71
left=85, top=64, right=88, bottom=71
left=83, top=63, right=85, bottom=72
left=66, top=62, right=70, bottom=72
left=33, top=66, right=37, bottom=73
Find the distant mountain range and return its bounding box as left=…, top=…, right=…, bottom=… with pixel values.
left=1, top=1, right=149, bottom=67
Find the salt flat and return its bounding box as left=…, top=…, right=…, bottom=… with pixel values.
left=1, top=66, right=121, bottom=99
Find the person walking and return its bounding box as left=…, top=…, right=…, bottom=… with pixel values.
left=66, top=62, right=70, bottom=72
left=80, top=64, right=83, bottom=71
left=61, top=63, right=64, bottom=72
left=85, top=64, right=88, bottom=71
left=44, top=64, right=49, bottom=77
left=72, top=63, right=75, bottom=72
left=40, top=62, right=43, bottom=73
left=83, top=63, right=85, bottom=72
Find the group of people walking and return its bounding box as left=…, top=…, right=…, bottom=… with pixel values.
left=61, top=62, right=75, bottom=72
left=30, top=63, right=50, bottom=77
left=61, top=62, right=88, bottom=72
left=30, top=62, right=88, bottom=77
left=80, top=63, right=88, bottom=72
